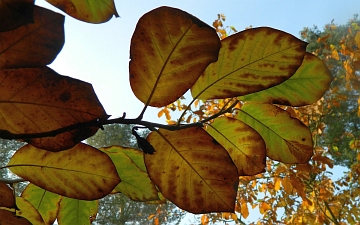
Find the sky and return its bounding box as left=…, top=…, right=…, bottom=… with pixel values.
left=33, top=1, right=358, bottom=224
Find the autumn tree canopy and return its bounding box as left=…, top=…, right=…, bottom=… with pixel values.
left=0, top=1, right=333, bottom=224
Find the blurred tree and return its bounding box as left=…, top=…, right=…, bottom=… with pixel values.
left=300, top=15, right=360, bottom=167
left=86, top=124, right=186, bottom=225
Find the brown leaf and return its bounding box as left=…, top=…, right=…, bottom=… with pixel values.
left=145, top=127, right=238, bottom=213
left=0, top=67, right=107, bottom=151
left=8, top=143, right=121, bottom=200
left=0, top=182, right=15, bottom=208
left=0, top=0, right=34, bottom=32
left=0, top=6, right=64, bottom=69
left=130, top=6, right=220, bottom=107
left=0, top=209, right=31, bottom=225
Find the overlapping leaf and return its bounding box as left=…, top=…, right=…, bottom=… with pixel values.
left=0, top=6, right=64, bottom=69
left=0, top=209, right=31, bottom=225
left=191, top=27, right=308, bottom=100
left=16, top=197, right=45, bottom=225
left=237, top=103, right=313, bottom=163
left=206, top=117, right=266, bottom=175
left=130, top=6, right=220, bottom=107
left=46, top=0, right=119, bottom=23
left=0, top=67, right=107, bottom=151
left=8, top=143, right=121, bottom=200
left=238, top=53, right=333, bottom=106
left=0, top=0, right=34, bottom=32
left=145, top=127, right=238, bottom=213
left=100, top=146, right=159, bottom=201
left=0, top=182, right=15, bottom=208
left=57, top=197, right=98, bottom=225
left=22, top=184, right=62, bottom=225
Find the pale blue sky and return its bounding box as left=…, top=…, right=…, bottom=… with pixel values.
left=34, top=1, right=356, bottom=223
left=35, top=0, right=358, bottom=122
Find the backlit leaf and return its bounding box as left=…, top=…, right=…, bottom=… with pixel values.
left=191, top=27, right=307, bottom=100
left=16, top=197, right=45, bottom=225
left=0, top=182, right=15, bottom=208
left=238, top=53, right=332, bottom=106
left=21, top=184, right=61, bottom=225
left=206, top=117, right=266, bottom=175
left=0, top=67, right=107, bottom=151
left=0, top=6, right=64, bottom=69
left=100, top=146, right=159, bottom=201
left=0, top=209, right=31, bottom=225
left=0, top=0, right=34, bottom=32
left=145, top=127, right=239, bottom=213
left=237, top=103, right=313, bottom=163
left=57, top=197, right=98, bottom=225
left=46, top=0, right=119, bottom=23
left=8, top=143, right=120, bottom=200
left=130, top=6, right=220, bottom=107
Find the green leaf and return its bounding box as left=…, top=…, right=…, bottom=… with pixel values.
left=0, top=67, right=107, bottom=151
left=237, top=103, right=313, bottom=163
left=100, top=146, right=159, bottom=202
left=21, top=184, right=62, bottom=225
left=191, top=27, right=307, bottom=100
left=0, top=6, right=64, bottom=69
left=206, top=117, right=266, bottom=175
left=8, top=143, right=121, bottom=200
left=145, top=127, right=239, bottom=213
left=57, top=197, right=98, bottom=225
left=130, top=6, right=220, bottom=107
left=0, top=0, right=34, bottom=32
left=46, top=0, right=119, bottom=23
left=238, top=53, right=333, bottom=106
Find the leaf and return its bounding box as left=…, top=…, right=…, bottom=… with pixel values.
left=206, top=117, right=266, bottom=175
left=0, top=6, right=64, bottom=69
left=16, top=197, right=45, bottom=225
left=46, top=0, right=119, bottom=23
left=145, top=127, right=239, bottom=213
left=240, top=201, right=249, bottom=219
left=21, top=184, right=62, bottom=225
left=7, top=143, right=120, bottom=200
left=100, top=146, right=159, bottom=201
left=237, top=103, right=313, bottom=163
left=0, top=0, right=34, bottom=32
left=57, top=197, right=98, bottom=225
left=238, top=53, right=333, bottom=106
left=191, top=27, right=307, bottom=100
left=0, top=182, right=15, bottom=208
left=259, top=202, right=271, bottom=214
left=0, top=67, right=107, bottom=151
left=130, top=6, right=220, bottom=107
left=0, top=209, right=31, bottom=225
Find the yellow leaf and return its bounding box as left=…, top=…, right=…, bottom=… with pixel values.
left=201, top=215, right=209, bottom=225
left=274, top=177, right=281, bottom=191
left=130, top=6, right=220, bottom=107
left=16, top=197, right=45, bottom=225
left=145, top=127, right=239, bottom=213
left=46, top=0, right=119, bottom=23
left=355, top=32, right=360, bottom=48
left=282, top=176, right=293, bottom=194
left=259, top=202, right=271, bottom=214
left=8, top=143, right=120, bottom=200
left=241, top=202, right=249, bottom=219
left=157, top=109, right=164, bottom=118
left=231, top=213, right=238, bottom=221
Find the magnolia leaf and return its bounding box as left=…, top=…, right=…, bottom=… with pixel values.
left=0, top=209, right=32, bottom=225
left=0, top=182, right=15, bottom=208
left=191, top=27, right=307, bottom=100
left=46, top=0, right=119, bottom=23
left=0, top=67, right=107, bottom=151
left=0, top=0, right=34, bottom=32
left=100, top=146, right=159, bottom=201
left=57, top=197, right=98, bottom=225
left=145, top=127, right=239, bottom=213
left=130, top=6, right=220, bottom=107
left=238, top=53, right=333, bottom=106
left=206, top=117, right=266, bottom=175
left=8, top=143, right=121, bottom=200
left=237, top=103, right=313, bottom=163
left=16, top=197, right=45, bottom=225
left=0, top=6, right=64, bottom=69
left=21, top=184, right=62, bottom=225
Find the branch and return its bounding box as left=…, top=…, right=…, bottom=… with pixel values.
left=0, top=177, right=25, bottom=184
